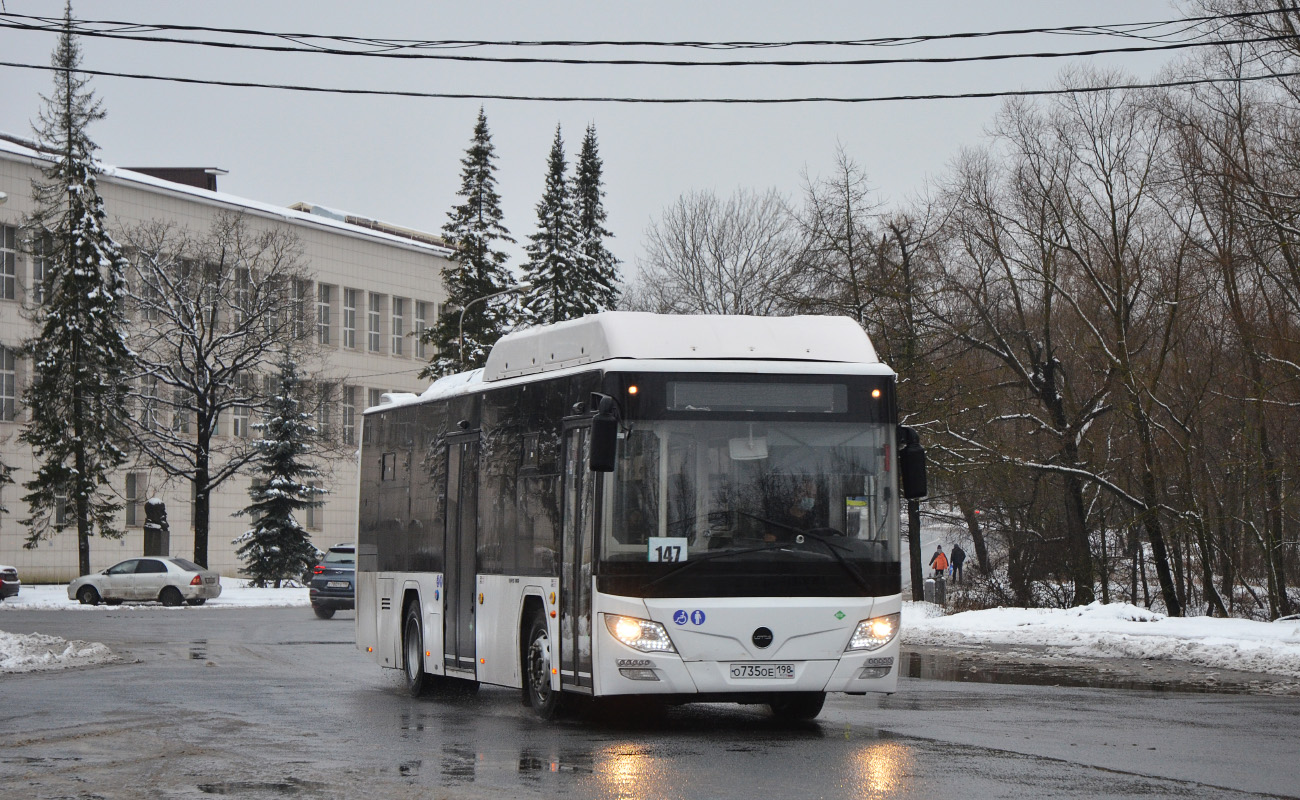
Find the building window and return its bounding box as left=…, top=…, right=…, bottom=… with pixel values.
left=0, top=345, right=15, bottom=422
left=362, top=388, right=384, bottom=446
left=342, top=385, right=356, bottom=445
left=125, top=473, right=144, bottom=527
left=139, top=375, right=161, bottom=431
left=232, top=404, right=250, bottom=439
left=415, top=301, right=429, bottom=359
left=391, top=298, right=405, bottom=356
left=317, top=284, right=332, bottom=346
left=233, top=267, right=251, bottom=324
left=55, top=491, right=70, bottom=527
left=0, top=225, right=17, bottom=301
left=342, top=288, right=357, bottom=349
left=305, top=482, right=323, bottom=530
left=171, top=389, right=191, bottom=434
left=292, top=279, right=311, bottom=339
left=368, top=293, right=383, bottom=353
left=30, top=232, right=51, bottom=306
left=231, top=374, right=253, bottom=439
left=314, top=383, right=334, bottom=440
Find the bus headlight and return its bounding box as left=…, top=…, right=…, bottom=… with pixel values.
left=604, top=614, right=677, bottom=653
left=846, top=613, right=900, bottom=652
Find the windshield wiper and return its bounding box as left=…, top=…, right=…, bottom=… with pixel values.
left=732, top=511, right=874, bottom=594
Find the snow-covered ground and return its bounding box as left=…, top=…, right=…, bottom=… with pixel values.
left=0, top=580, right=309, bottom=673
left=4, top=582, right=1300, bottom=680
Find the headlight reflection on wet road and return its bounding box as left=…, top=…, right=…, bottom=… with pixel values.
left=847, top=740, right=913, bottom=797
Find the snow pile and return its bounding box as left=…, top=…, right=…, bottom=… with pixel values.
left=903, top=600, right=1300, bottom=678
left=1, top=580, right=312, bottom=611
left=0, top=630, right=115, bottom=673
left=6, top=584, right=1300, bottom=679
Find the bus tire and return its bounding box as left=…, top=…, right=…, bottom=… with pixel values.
left=768, top=692, right=826, bottom=721
left=403, top=603, right=432, bottom=698
left=525, top=615, right=563, bottom=719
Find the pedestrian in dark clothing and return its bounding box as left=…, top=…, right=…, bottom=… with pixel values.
left=928, top=545, right=948, bottom=579
left=950, top=544, right=967, bottom=583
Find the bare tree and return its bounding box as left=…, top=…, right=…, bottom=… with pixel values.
left=121, top=213, right=313, bottom=567
left=627, top=188, right=802, bottom=315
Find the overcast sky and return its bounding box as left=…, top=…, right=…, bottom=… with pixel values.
left=0, top=1, right=1186, bottom=283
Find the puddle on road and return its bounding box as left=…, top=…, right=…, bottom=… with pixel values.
left=902, top=648, right=1278, bottom=694
left=198, top=777, right=325, bottom=795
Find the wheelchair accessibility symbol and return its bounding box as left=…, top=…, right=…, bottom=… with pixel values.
left=673, top=609, right=707, bottom=626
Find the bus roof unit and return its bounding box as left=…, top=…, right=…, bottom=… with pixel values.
left=483, top=312, right=878, bottom=382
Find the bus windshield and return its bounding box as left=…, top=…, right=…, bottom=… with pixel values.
left=600, top=419, right=899, bottom=596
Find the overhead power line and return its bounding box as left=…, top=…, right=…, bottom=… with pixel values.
left=2, top=18, right=1295, bottom=67
left=2, top=58, right=1296, bottom=104
left=1, top=7, right=1294, bottom=51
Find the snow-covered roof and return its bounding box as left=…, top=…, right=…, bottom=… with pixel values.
left=0, top=132, right=453, bottom=258
left=483, top=312, right=879, bottom=381
left=362, top=313, right=886, bottom=415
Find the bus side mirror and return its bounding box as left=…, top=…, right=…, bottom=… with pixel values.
left=897, top=425, right=927, bottom=500
left=590, top=393, right=619, bottom=473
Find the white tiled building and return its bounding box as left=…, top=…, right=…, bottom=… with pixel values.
left=0, top=133, right=451, bottom=582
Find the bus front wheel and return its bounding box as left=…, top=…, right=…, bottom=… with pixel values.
left=769, top=691, right=826, bottom=721
left=525, top=616, right=563, bottom=719
left=404, top=603, right=432, bottom=698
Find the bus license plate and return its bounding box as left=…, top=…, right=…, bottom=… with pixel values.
left=327, top=581, right=349, bottom=589
left=730, top=663, right=794, bottom=679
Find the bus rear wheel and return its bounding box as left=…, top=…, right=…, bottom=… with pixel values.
left=525, top=616, right=563, bottom=719
left=768, top=692, right=826, bottom=721
left=404, top=603, right=432, bottom=697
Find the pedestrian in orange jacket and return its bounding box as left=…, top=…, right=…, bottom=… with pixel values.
left=929, top=545, right=949, bottom=579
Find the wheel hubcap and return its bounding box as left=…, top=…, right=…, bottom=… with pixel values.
left=528, top=633, right=551, bottom=702
left=405, top=622, right=420, bottom=683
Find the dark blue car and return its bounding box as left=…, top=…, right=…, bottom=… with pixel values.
left=309, top=544, right=355, bottom=619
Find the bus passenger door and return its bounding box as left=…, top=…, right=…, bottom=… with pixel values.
left=444, top=434, right=478, bottom=675
left=560, top=424, right=595, bottom=691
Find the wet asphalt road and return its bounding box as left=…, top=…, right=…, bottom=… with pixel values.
left=1, top=606, right=1298, bottom=799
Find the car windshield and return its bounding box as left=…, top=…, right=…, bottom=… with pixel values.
left=324, top=549, right=355, bottom=566
left=602, top=419, right=899, bottom=567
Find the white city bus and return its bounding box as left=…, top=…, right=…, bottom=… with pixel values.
left=355, top=312, right=925, bottom=720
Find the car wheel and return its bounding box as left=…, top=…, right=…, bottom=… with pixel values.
left=313, top=606, right=335, bottom=619
left=186, top=598, right=206, bottom=606
left=159, top=586, right=184, bottom=607
left=525, top=615, right=563, bottom=719
left=76, top=585, right=101, bottom=606
left=403, top=603, right=431, bottom=697
left=768, top=692, right=826, bottom=721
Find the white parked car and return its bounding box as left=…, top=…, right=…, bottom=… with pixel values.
left=68, top=557, right=222, bottom=607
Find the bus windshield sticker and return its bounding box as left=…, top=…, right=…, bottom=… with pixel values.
left=647, top=537, right=688, bottom=563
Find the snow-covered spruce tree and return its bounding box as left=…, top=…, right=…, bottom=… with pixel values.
left=421, top=107, right=517, bottom=377
left=234, top=356, right=326, bottom=588
left=572, top=124, right=621, bottom=312
left=19, top=3, right=135, bottom=578
left=521, top=125, right=581, bottom=325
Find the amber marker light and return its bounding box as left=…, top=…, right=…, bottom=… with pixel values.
left=627, top=385, right=638, bottom=395
left=871, top=388, right=882, bottom=399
